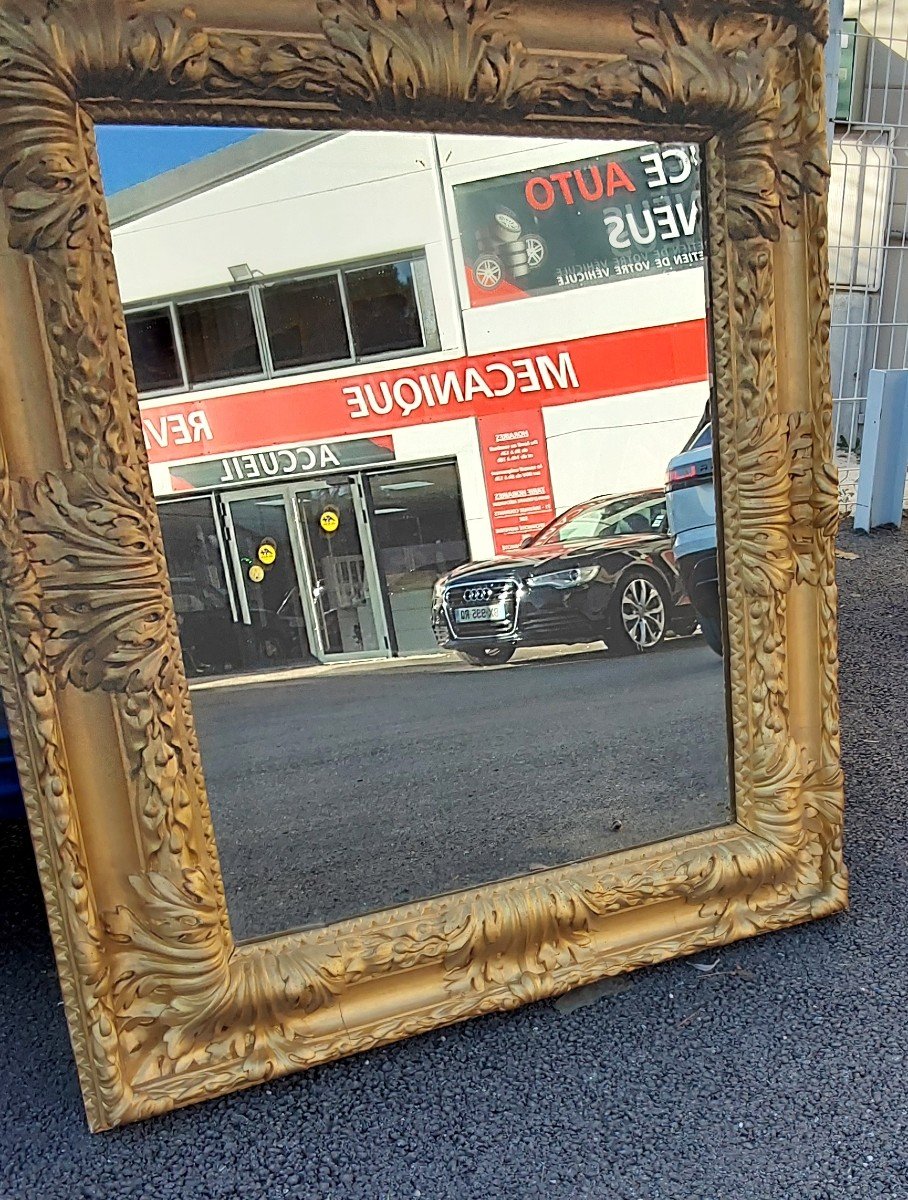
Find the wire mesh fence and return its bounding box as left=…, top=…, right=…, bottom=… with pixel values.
left=829, top=0, right=908, bottom=511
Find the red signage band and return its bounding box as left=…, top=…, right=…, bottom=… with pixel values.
left=141, top=320, right=708, bottom=466
left=477, top=409, right=556, bottom=554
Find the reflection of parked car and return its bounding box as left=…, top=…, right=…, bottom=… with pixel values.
left=432, top=490, right=698, bottom=666
left=665, top=422, right=722, bottom=655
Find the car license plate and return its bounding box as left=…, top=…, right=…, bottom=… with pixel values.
left=455, top=603, right=506, bottom=623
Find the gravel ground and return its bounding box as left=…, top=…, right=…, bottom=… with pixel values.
left=1, top=520, right=907, bottom=1199
left=191, top=636, right=728, bottom=939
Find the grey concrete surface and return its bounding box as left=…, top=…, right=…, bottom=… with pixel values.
left=0, top=522, right=906, bottom=1199
left=190, top=635, right=729, bottom=939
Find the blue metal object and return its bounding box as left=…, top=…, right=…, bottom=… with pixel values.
left=0, top=700, right=24, bottom=820
left=854, top=369, right=908, bottom=532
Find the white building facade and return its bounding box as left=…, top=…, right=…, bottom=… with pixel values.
left=112, top=130, right=710, bottom=676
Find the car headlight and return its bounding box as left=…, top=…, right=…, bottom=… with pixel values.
left=432, top=578, right=447, bottom=603
left=526, top=565, right=600, bottom=589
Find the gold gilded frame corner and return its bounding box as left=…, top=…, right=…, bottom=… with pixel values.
left=0, top=0, right=845, bottom=1131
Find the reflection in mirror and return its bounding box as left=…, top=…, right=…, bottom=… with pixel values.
left=100, top=126, right=730, bottom=940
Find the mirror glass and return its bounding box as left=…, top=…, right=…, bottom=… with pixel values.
left=100, top=125, right=731, bottom=940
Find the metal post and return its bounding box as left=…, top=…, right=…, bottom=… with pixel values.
left=825, top=0, right=845, bottom=154
left=853, top=368, right=908, bottom=531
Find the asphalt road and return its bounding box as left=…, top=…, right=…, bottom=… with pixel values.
left=189, top=636, right=729, bottom=939
left=1, top=522, right=907, bottom=1199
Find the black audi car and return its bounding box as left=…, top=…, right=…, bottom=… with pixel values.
left=432, top=490, right=698, bottom=666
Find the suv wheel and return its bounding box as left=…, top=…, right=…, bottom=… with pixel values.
left=457, top=645, right=516, bottom=667
left=608, top=571, right=669, bottom=654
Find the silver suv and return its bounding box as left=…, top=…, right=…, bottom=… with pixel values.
left=665, top=422, right=722, bottom=655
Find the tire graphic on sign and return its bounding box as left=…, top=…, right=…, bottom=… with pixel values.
left=473, top=209, right=546, bottom=290
left=524, top=235, right=546, bottom=269
left=473, top=256, right=503, bottom=290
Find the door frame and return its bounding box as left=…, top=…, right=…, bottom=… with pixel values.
left=289, top=475, right=392, bottom=663
left=361, top=457, right=469, bottom=658
left=221, top=484, right=321, bottom=662
left=157, top=492, right=241, bottom=625
left=222, top=478, right=392, bottom=665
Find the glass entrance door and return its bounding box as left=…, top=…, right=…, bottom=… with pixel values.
left=293, top=480, right=386, bottom=658
left=223, top=491, right=314, bottom=670
left=366, top=464, right=470, bottom=653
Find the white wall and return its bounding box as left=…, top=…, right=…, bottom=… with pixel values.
left=457, top=268, right=707, bottom=357
left=114, top=129, right=710, bottom=526
left=544, top=382, right=708, bottom=512
left=112, top=131, right=464, bottom=355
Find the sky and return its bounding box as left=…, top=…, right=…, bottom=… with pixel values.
left=95, top=126, right=258, bottom=194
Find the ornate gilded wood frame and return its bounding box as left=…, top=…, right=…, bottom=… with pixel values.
left=0, top=0, right=845, bottom=1131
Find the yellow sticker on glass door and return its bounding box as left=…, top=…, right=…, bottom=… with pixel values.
left=319, top=508, right=340, bottom=534
left=257, top=540, right=277, bottom=565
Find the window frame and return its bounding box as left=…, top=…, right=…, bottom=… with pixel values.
left=175, top=286, right=268, bottom=390
left=125, top=249, right=439, bottom=400
left=124, top=300, right=191, bottom=400
left=257, top=267, right=357, bottom=380
left=341, top=256, right=428, bottom=361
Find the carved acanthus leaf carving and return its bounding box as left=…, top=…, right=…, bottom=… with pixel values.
left=433, top=835, right=793, bottom=1008
left=442, top=874, right=600, bottom=1002
left=787, top=412, right=821, bottom=585
left=631, top=9, right=776, bottom=123
left=316, top=0, right=544, bottom=114
left=0, top=447, right=137, bottom=1127
left=736, top=413, right=794, bottom=597
left=107, top=869, right=349, bottom=1080
left=0, top=14, right=84, bottom=253
left=800, top=761, right=847, bottom=892
left=14, top=468, right=204, bottom=869
left=19, top=471, right=173, bottom=693
left=629, top=9, right=827, bottom=241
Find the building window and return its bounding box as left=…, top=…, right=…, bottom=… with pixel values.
left=127, top=252, right=437, bottom=397
left=344, top=260, right=424, bottom=358
left=261, top=275, right=350, bottom=371
left=177, top=293, right=263, bottom=385
left=125, top=307, right=183, bottom=393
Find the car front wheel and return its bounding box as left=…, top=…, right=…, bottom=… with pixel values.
left=607, top=571, right=669, bottom=654
left=456, top=644, right=516, bottom=667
